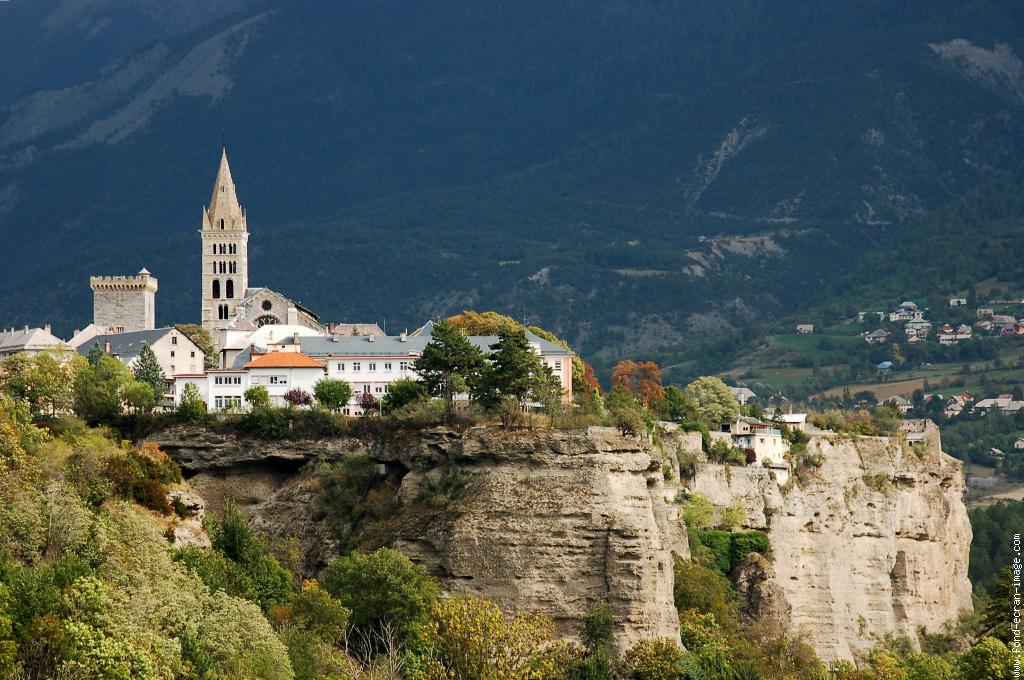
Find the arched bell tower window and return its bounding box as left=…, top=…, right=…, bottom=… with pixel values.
left=212, top=279, right=221, bottom=299
left=226, top=280, right=234, bottom=299
left=220, top=218, right=225, bottom=230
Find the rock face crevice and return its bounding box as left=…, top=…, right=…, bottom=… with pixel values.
left=677, top=421, right=972, bottom=661
left=148, top=425, right=686, bottom=654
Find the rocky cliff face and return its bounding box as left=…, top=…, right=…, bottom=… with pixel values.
left=148, top=424, right=686, bottom=653
left=679, top=421, right=973, bottom=661
left=151, top=421, right=972, bottom=660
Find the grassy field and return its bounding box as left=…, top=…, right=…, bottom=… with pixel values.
left=768, top=333, right=861, bottom=357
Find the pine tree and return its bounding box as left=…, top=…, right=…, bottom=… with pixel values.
left=86, top=342, right=106, bottom=367
left=476, top=328, right=545, bottom=410
left=413, top=319, right=486, bottom=418
left=133, top=343, right=166, bottom=396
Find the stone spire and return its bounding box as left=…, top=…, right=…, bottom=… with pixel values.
left=203, top=147, right=246, bottom=231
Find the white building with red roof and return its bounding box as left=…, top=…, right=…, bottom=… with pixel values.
left=173, top=350, right=326, bottom=410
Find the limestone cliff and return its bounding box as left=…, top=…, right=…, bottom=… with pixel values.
left=148, top=424, right=686, bottom=653
left=677, top=420, right=973, bottom=661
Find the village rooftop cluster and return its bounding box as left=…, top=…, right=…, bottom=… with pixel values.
left=0, top=149, right=574, bottom=416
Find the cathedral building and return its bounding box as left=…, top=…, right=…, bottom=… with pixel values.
left=200, top=148, right=324, bottom=347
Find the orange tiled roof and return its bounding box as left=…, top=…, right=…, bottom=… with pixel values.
left=244, top=352, right=324, bottom=369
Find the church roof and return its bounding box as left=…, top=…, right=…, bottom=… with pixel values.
left=240, top=286, right=322, bottom=323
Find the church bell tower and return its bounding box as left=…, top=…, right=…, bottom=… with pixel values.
left=200, top=147, right=249, bottom=336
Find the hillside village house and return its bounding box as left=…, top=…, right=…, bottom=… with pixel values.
left=777, top=412, right=809, bottom=433
left=944, top=392, right=973, bottom=418
left=991, top=315, right=1017, bottom=333
left=904, top=320, right=932, bottom=342
left=937, top=324, right=973, bottom=345
left=712, top=416, right=789, bottom=465
left=0, top=326, right=64, bottom=359
left=864, top=329, right=892, bottom=344
left=889, top=301, right=924, bottom=323
left=880, top=395, right=911, bottom=414
left=973, top=394, right=1024, bottom=414
left=949, top=298, right=968, bottom=308
left=795, top=324, right=814, bottom=334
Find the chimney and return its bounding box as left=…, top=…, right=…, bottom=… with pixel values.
left=332, top=333, right=340, bottom=342
left=400, top=332, right=407, bottom=342
left=287, top=306, right=298, bottom=325
left=24, top=325, right=29, bottom=333
left=367, top=334, right=375, bottom=342
left=44, top=324, right=51, bottom=334
left=103, top=340, right=111, bottom=353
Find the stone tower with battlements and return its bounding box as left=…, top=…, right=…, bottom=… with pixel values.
left=201, top=147, right=250, bottom=335
left=90, top=269, right=158, bottom=332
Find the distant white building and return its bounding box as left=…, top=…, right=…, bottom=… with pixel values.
left=864, top=329, right=892, bottom=344
left=889, top=301, right=924, bottom=323
left=795, top=324, right=814, bottom=335
left=973, top=395, right=1024, bottom=414
left=777, top=412, right=808, bottom=433
left=879, top=395, right=911, bottom=415
left=711, top=416, right=790, bottom=468
left=949, top=298, right=968, bottom=308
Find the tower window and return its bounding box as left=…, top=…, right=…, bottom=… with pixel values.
left=226, top=280, right=234, bottom=299
left=220, top=218, right=225, bottom=229
left=212, top=280, right=221, bottom=299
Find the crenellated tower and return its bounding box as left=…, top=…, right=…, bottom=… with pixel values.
left=200, top=147, right=249, bottom=335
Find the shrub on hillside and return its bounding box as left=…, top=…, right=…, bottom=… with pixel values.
left=693, top=530, right=771, bottom=575
left=321, top=548, right=439, bottom=650
left=622, top=638, right=687, bottom=680
left=673, top=556, right=739, bottom=631
left=240, top=406, right=291, bottom=439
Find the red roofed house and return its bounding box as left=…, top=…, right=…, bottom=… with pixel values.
left=174, top=350, right=326, bottom=410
